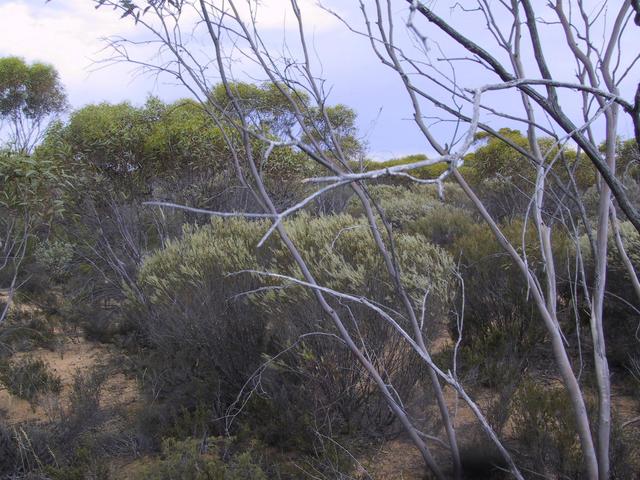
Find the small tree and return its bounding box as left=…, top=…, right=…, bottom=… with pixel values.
left=0, top=57, right=67, bottom=154
left=0, top=150, right=68, bottom=324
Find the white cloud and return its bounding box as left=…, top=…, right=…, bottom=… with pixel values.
left=0, top=1, right=141, bottom=101
left=0, top=0, right=342, bottom=108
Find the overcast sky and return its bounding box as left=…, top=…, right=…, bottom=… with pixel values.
left=1, top=0, right=638, bottom=160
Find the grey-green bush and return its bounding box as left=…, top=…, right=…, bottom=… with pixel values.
left=128, top=213, right=454, bottom=446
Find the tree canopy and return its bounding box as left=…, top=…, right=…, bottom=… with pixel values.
left=0, top=56, right=67, bottom=154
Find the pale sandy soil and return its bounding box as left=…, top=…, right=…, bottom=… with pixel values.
left=0, top=336, right=140, bottom=425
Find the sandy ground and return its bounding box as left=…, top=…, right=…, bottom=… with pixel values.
left=0, top=337, right=139, bottom=425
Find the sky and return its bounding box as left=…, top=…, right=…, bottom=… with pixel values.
left=1, top=0, right=638, bottom=160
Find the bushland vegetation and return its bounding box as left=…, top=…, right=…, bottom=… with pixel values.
left=1, top=87, right=638, bottom=478
left=1, top=1, right=640, bottom=479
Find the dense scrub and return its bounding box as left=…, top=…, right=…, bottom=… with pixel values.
left=1, top=85, right=639, bottom=479
left=127, top=214, right=453, bottom=452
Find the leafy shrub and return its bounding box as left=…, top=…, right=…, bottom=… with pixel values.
left=608, top=220, right=640, bottom=268
left=33, top=239, right=75, bottom=283
left=0, top=309, right=58, bottom=353
left=346, top=184, right=477, bottom=250
left=346, top=184, right=441, bottom=227
left=0, top=150, right=68, bottom=219
left=2, top=432, right=113, bottom=480
left=449, top=220, right=574, bottom=388
left=406, top=203, right=477, bottom=250
left=609, top=417, right=640, bottom=479
left=579, top=221, right=640, bottom=372
left=129, top=214, right=454, bottom=445
left=0, top=425, right=18, bottom=475
left=134, top=437, right=267, bottom=480
left=43, top=443, right=110, bottom=480
left=362, top=154, right=447, bottom=180
left=509, top=379, right=582, bottom=477
left=0, top=423, right=56, bottom=477
left=67, top=368, right=107, bottom=426
left=0, top=356, right=62, bottom=402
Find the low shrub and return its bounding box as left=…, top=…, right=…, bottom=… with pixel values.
left=43, top=443, right=110, bottom=480
left=128, top=213, right=455, bottom=447
left=509, top=379, right=583, bottom=477
left=0, top=309, right=58, bottom=353
left=609, top=417, right=640, bottom=479
left=346, top=184, right=441, bottom=227
left=0, top=423, right=57, bottom=477
left=449, top=220, right=575, bottom=388
left=33, top=240, right=75, bottom=284
left=576, top=221, right=640, bottom=376
left=0, top=356, right=62, bottom=403
left=406, top=203, right=477, bottom=250
left=67, top=368, right=107, bottom=425
left=134, top=437, right=267, bottom=480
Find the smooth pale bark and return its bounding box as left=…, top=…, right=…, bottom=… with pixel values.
left=589, top=108, right=617, bottom=480
left=408, top=0, right=640, bottom=238
left=610, top=206, right=640, bottom=304
left=453, top=169, right=600, bottom=480
left=353, top=185, right=462, bottom=479
left=196, top=4, right=447, bottom=477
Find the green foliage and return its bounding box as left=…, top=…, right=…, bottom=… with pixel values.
left=345, top=184, right=561, bottom=389
left=143, top=98, right=226, bottom=176
left=363, top=154, right=448, bottom=180
left=449, top=220, right=574, bottom=387
left=407, top=203, right=477, bottom=249
left=210, top=81, right=305, bottom=139
left=135, top=437, right=267, bottom=480
left=67, top=367, right=107, bottom=424
left=303, top=103, right=364, bottom=160
left=0, top=56, right=31, bottom=116
left=0, top=150, right=68, bottom=216
left=0, top=56, right=67, bottom=153
left=471, top=128, right=531, bottom=182
left=0, top=149, right=66, bottom=300
left=130, top=214, right=453, bottom=445
left=33, top=239, right=75, bottom=283
left=458, top=129, right=598, bottom=218
left=137, top=213, right=454, bottom=315
left=608, top=220, right=640, bottom=268
left=43, top=95, right=226, bottom=200
left=0, top=308, right=58, bottom=353
left=617, top=138, right=640, bottom=180
left=44, top=447, right=110, bottom=480
left=346, top=184, right=477, bottom=251
left=0, top=150, right=68, bottom=287
left=0, top=356, right=62, bottom=402
left=510, top=379, right=583, bottom=477
left=209, top=82, right=363, bottom=160
left=0, top=58, right=66, bottom=119
left=61, top=100, right=153, bottom=180
left=578, top=220, right=640, bottom=370
left=346, top=184, right=441, bottom=226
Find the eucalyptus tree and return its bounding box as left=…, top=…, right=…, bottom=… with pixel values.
left=0, top=150, right=68, bottom=325
left=0, top=57, right=66, bottom=326
left=0, top=57, right=67, bottom=155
